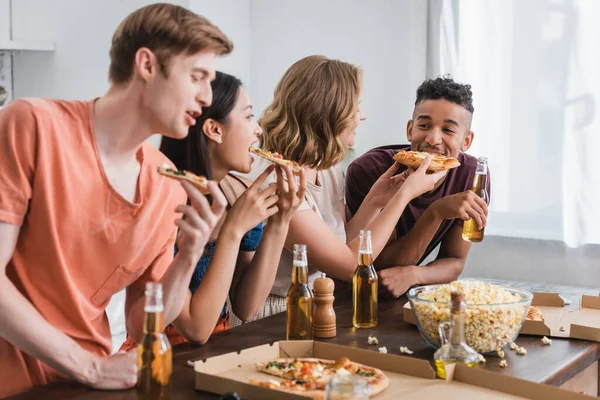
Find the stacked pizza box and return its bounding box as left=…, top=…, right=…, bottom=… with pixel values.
left=191, top=340, right=594, bottom=399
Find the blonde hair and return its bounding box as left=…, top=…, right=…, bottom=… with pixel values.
left=259, top=55, right=362, bottom=170
left=109, top=3, right=233, bottom=85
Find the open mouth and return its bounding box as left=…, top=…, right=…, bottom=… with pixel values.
left=185, top=110, right=201, bottom=126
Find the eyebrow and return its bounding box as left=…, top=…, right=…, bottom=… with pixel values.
left=416, top=115, right=459, bottom=127
left=244, top=105, right=253, bottom=111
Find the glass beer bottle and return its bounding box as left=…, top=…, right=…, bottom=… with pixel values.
left=137, top=282, right=172, bottom=400
left=352, top=230, right=378, bottom=328
left=462, top=157, right=489, bottom=242
left=286, top=244, right=314, bottom=340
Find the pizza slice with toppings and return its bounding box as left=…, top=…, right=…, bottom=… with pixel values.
left=157, top=164, right=214, bottom=194
left=249, top=147, right=302, bottom=175
left=392, top=150, right=461, bottom=172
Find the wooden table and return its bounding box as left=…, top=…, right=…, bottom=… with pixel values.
left=9, top=289, right=600, bottom=399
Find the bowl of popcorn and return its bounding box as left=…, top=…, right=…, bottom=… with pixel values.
left=407, top=280, right=533, bottom=355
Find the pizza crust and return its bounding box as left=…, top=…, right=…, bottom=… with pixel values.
left=392, top=150, right=460, bottom=172
left=249, top=147, right=302, bottom=175
left=157, top=164, right=213, bottom=194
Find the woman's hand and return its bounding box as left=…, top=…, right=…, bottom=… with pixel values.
left=222, top=166, right=279, bottom=238
left=398, top=155, right=448, bottom=200
left=269, top=166, right=307, bottom=225
left=365, top=162, right=410, bottom=209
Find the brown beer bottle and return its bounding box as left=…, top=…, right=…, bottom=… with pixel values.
left=462, top=157, right=489, bottom=242
left=137, top=282, right=172, bottom=400
left=286, top=244, right=314, bottom=340
left=352, top=230, right=378, bottom=328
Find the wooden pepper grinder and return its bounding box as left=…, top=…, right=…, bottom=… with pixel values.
left=313, top=273, right=336, bottom=338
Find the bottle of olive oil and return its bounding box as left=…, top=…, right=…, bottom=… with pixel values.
left=352, top=230, right=378, bottom=328
left=434, top=291, right=480, bottom=379
left=462, top=157, right=489, bottom=242
left=137, top=282, right=172, bottom=400
left=286, top=244, right=314, bottom=340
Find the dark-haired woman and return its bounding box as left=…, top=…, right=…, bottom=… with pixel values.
left=120, top=72, right=306, bottom=348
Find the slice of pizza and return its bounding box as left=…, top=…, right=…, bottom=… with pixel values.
left=526, top=305, right=544, bottom=321
left=392, top=150, right=461, bottom=172
left=249, top=147, right=302, bottom=175
left=157, top=164, right=213, bottom=194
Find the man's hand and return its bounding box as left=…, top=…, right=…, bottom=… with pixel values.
left=431, top=191, right=488, bottom=230
left=378, top=266, right=418, bottom=298
left=175, top=180, right=227, bottom=264
left=77, top=350, right=138, bottom=390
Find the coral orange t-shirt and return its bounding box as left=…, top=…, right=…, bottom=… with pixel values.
left=0, top=98, right=186, bottom=397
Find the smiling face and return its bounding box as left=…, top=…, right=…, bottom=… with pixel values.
left=142, top=50, right=217, bottom=139
left=407, top=98, right=474, bottom=158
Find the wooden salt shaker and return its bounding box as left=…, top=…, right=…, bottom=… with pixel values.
left=313, top=273, right=336, bottom=338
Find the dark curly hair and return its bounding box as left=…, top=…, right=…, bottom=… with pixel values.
left=415, top=75, right=474, bottom=113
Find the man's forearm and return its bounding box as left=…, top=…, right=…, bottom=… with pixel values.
left=0, top=278, right=94, bottom=383
left=414, top=257, right=465, bottom=285
left=127, top=252, right=196, bottom=341
left=376, top=207, right=444, bottom=268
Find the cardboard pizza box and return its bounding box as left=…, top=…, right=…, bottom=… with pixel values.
left=403, top=293, right=600, bottom=342
left=191, top=340, right=593, bottom=399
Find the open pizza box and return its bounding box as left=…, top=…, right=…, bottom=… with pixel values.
left=403, top=293, right=600, bottom=342
left=192, top=340, right=594, bottom=399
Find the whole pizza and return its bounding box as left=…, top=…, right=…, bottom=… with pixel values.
left=392, top=150, right=460, bottom=172
left=249, top=356, right=389, bottom=399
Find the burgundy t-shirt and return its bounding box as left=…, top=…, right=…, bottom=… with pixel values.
left=345, top=144, right=492, bottom=265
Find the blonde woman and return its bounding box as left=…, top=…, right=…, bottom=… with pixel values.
left=237, top=55, right=445, bottom=322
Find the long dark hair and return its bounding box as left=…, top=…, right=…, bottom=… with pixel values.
left=160, top=71, right=243, bottom=180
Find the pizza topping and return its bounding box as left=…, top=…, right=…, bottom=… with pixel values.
left=336, top=367, right=351, bottom=376
left=356, top=369, right=376, bottom=377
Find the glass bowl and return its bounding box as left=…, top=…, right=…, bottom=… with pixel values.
left=407, top=281, right=533, bottom=355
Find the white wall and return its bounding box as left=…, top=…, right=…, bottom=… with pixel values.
left=190, top=0, right=251, bottom=89
left=248, top=0, right=428, bottom=159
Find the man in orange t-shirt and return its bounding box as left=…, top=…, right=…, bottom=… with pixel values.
left=0, top=4, right=233, bottom=397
